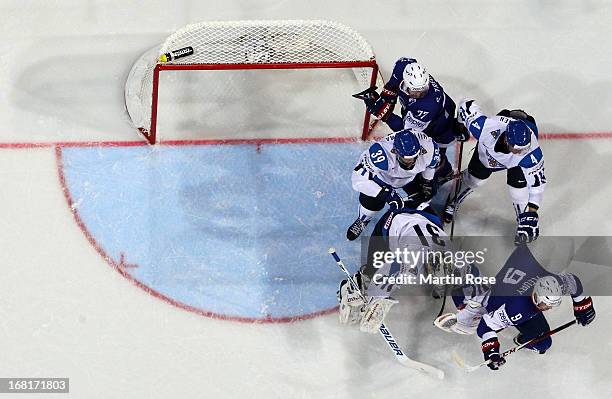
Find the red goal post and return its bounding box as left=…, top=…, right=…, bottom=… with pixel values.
left=124, top=20, right=382, bottom=144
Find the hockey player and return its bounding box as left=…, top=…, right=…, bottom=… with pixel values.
left=338, top=204, right=452, bottom=333
left=436, top=245, right=596, bottom=371
left=356, top=57, right=469, bottom=191
left=479, top=276, right=595, bottom=371
left=346, top=129, right=440, bottom=241
left=445, top=99, right=546, bottom=244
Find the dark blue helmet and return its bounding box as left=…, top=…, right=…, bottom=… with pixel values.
left=393, top=130, right=420, bottom=169
left=506, top=120, right=532, bottom=149
left=393, top=130, right=420, bottom=158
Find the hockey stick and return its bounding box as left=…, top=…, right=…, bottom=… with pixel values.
left=433, top=140, right=465, bottom=321
left=451, top=319, right=577, bottom=373
left=449, top=141, right=464, bottom=239
left=351, top=86, right=379, bottom=101
left=329, top=248, right=445, bottom=379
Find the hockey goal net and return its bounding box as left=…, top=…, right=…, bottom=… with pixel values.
left=124, top=20, right=382, bottom=144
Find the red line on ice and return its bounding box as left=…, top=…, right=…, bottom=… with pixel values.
left=1, top=136, right=361, bottom=149
left=2, top=130, right=612, bottom=149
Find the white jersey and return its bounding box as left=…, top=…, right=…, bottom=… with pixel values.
left=352, top=131, right=440, bottom=198
left=461, top=102, right=547, bottom=207
left=367, top=209, right=447, bottom=298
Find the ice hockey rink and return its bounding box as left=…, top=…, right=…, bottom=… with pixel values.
left=1, top=1, right=611, bottom=398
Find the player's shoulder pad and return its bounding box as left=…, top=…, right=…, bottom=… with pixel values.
left=428, top=77, right=445, bottom=97
left=559, top=272, right=584, bottom=298
left=367, top=142, right=389, bottom=171
left=468, top=115, right=488, bottom=139
left=396, top=57, right=417, bottom=65
left=428, top=142, right=441, bottom=168
left=413, top=130, right=433, bottom=144
left=519, top=147, right=543, bottom=168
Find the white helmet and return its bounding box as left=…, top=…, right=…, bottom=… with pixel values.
left=400, top=63, right=430, bottom=95
left=532, top=276, right=562, bottom=307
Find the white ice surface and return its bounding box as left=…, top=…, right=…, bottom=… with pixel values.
left=1, top=1, right=611, bottom=398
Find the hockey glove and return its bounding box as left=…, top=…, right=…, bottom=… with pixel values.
left=372, top=86, right=398, bottom=121
left=368, top=97, right=395, bottom=121
left=380, top=86, right=398, bottom=105
left=482, top=338, right=506, bottom=371
left=421, top=179, right=434, bottom=202
left=378, top=187, right=404, bottom=211
left=573, top=296, right=596, bottom=326
left=514, top=211, right=539, bottom=245
left=404, top=179, right=434, bottom=208
left=457, top=99, right=476, bottom=125
left=352, top=87, right=395, bottom=121
left=352, top=86, right=378, bottom=102
left=453, top=120, right=471, bottom=142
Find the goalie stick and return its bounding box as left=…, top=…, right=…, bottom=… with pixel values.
left=433, top=140, right=465, bottom=321
left=451, top=319, right=577, bottom=373
left=329, top=248, right=445, bottom=379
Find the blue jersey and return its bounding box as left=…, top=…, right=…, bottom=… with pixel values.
left=382, top=58, right=457, bottom=146
left=476, top=245, right=584, bottom=341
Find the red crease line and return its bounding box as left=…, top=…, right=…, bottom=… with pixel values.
left=4, top=131, right=612, bottom=149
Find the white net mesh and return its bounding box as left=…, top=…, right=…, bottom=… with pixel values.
left=125, top=46, right=159, bottom=135
left=160, top=20, right=375, bottom=65
left=124, top=20, right=380, bottom=142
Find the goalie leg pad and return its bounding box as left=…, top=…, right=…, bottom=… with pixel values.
left=337, top=274, right=366, bottom=324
